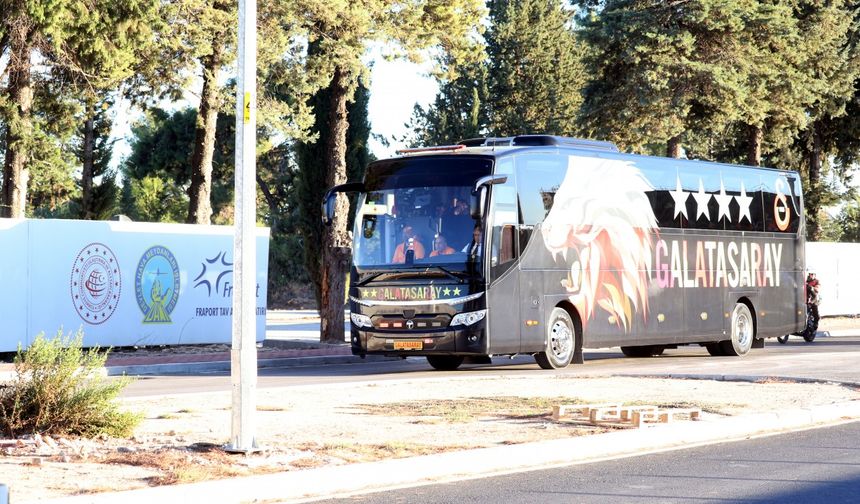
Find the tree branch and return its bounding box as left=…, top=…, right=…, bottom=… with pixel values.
left=256, top=173, right=279, bottom=217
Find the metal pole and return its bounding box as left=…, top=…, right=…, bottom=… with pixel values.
left=0, top=483, right=8, bottom=504
left=227, top=0, right=258, bottom=453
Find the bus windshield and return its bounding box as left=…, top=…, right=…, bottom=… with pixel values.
left=352, top=156, right=492, bottom=270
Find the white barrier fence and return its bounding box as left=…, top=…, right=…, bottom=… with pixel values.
left=0, top=219, right=269, bottom=352
left=806, top=242, right=860, bottom=317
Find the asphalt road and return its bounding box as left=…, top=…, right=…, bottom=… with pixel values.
left=122, top=334, right=860, bottom=398
left=313, top=420, right=860, bottom=504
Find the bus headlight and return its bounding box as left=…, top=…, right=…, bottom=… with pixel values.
left=350, top=313, right=372, bottom=329
left=450, top=309, right=486, bottom=327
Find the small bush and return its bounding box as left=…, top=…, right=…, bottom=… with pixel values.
left=0, top=328, right=141, bottom=438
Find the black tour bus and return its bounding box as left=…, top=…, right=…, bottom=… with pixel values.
left=323, top=135, right=806, bottom=370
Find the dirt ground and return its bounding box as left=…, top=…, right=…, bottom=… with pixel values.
left=2, top=373, right=859, bottom=503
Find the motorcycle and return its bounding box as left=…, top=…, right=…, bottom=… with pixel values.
left=777, top=307, right=818, bottom=344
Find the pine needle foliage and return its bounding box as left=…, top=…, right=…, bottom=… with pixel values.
left=0, top=329, right=141, bottom=438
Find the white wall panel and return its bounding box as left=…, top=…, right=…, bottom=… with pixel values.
left=806, top=242, right=860, bottom=317
left=1, top=219, right=269, bottom=351
left=0, top=219, right=29, bottom=347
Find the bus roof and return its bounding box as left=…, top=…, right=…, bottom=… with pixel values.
left=390, top=135, right=799, bottom=177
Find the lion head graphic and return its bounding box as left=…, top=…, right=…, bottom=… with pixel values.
left=541, top=156, right=658, bottom=331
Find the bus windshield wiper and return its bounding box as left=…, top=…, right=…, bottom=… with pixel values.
left=426, top=265, right=466, bottom=283
left=356, top=270, right=389, bottom=286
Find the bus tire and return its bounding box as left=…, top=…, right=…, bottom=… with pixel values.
left=720, top=303, right=754, bottom=357
left=426, top=355, right=464, bottom=371
left=535, top=308, right=576, bottom=369
left=621, top=345, right=664, bottom=358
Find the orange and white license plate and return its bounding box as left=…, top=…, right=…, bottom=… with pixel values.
left=393, top=340, right=423, bottom=350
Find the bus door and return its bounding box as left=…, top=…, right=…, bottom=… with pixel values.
left=485, top=160, right=521, bottom=354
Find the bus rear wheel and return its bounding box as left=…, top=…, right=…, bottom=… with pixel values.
left=621, top=345, right=664, bottom=357
left=535, top=308, right=576, bottom=369
left=426, top=355, right=464, bottom=371
left=719, top=303, right=754, bottom=357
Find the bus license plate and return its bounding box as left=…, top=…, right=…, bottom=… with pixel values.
left=393, top=340, right=423, bottom=350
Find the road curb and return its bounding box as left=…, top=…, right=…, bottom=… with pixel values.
left=103, top=354, right=398, bottom=376
left=30, top=400, right=860, bottom=504
left=615, top=372, right=860, bottom=389
left=1, top=355, right=398, bottom=381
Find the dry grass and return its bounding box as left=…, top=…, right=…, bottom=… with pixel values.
left=293, top=441, right=481, bottom=465
left=100, top=446, right=250, bottom=485
left=256, top=405, right=287, bottom=412
left=356, top=396, right=581, bottom=423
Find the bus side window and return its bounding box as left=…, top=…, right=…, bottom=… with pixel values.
left=490, top=162, right=518, bottom=280
left=499, top=225, right=516, bottom=263
left=515, top=154, right=566, bottom=255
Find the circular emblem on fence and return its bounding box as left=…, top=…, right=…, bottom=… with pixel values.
left=70, top=243, right=121, bottom=325
left=135, top=245, right=180, bottom=324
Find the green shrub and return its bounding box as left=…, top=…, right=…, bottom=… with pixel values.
left=0, top=329, right=141, bottom=438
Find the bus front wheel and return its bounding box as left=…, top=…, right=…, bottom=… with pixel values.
left=719, top=303, right=754, bottom=357
left=426, top=355, right=464, bottom=371
left=535, top=308, right=576, bottom=369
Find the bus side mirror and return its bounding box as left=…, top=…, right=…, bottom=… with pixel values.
left=321, top=182, right=365, bottom=226
left=470, top=174, right=508, bottom=220
left=322, top=193, right=336, bottom=227
left=469, top=190, right=482, bottom=220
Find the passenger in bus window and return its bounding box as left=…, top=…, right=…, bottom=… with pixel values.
left=462, top=225, right=483, bottom=256
left=443, top=197, right=473, bottom=249
left=430, top=234, right=456, bottom=257
left=392, top=225, right=426, bottom=263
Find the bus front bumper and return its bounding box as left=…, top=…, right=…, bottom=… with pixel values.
left=350, top=325, right=487, bottom=356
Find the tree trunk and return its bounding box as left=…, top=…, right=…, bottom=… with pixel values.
left=666, top=135, right=681, bottom=158
left=746, top=124, right=762, bottom=167
left=186, top=38, right=223, bottom=224
left=81, top=101, right=96, bottom=219
left=806, top=121, right=823, bottom=241
left=320, top=67, right=351, bottom=344
left=2, top=19, right=32, bottom=219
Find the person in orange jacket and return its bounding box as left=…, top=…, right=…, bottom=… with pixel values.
left=429, top=234, right=455, bottom=257
left=392, top=225, right=426, bottom=263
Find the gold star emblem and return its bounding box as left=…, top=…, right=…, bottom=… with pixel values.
left=443, top=287, right=451, bottom=296
left=453, top=287, right=461, bottom=296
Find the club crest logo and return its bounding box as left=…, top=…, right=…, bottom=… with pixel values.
left=135, top=245, right=180, bottom=324
left=70, top=243, right=121, bottom=325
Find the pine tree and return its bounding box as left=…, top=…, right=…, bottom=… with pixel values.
left=487, top=0, right=586, bottom=136
left=295, top=80, right=371, bottom=311
left=286, top=0, right=485, bottom=343
left=73, top=98, right=119, bottom=220
left=578, top=0, right=751, bottom=157
left=402, top=59, right=489, bottom=147
left=182, top=0, right=235, bottom=225
left=24, top=87, right=78, bottom=217
left=142, top=0, right=314, bottom=225
left=790, top=1, right=860, bottom=240
left=121, top=107, right=235, bottom=223
left=1, top=0, right=160, bottom=218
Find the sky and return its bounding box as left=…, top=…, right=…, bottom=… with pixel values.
left=365, top=50, right=439, bottom=158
